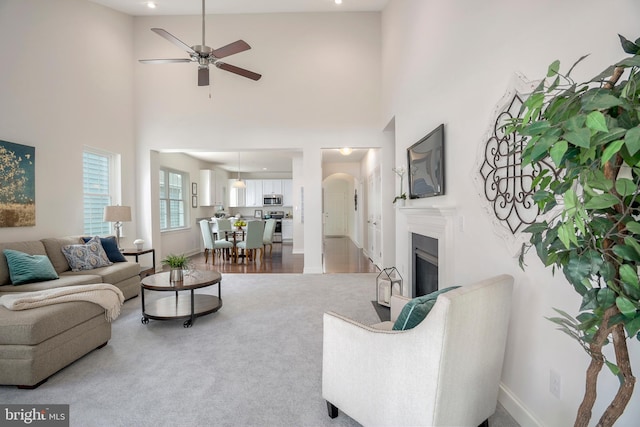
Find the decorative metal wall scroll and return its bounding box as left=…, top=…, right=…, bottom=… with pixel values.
left=472, top=73, right=557, bottom=253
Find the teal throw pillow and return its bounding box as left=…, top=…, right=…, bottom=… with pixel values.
left=3, top=249, right=59, bottom=285
left=82, top=236, right=126, bottom=262
left=62, top=236, right=113, bottom=272
left=392, top=286, right=460, bottom=331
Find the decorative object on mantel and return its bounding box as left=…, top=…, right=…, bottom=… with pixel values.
left=0, top=140, right=35, bottom=228
left=392, top=166, right=407, bottom=206
left=376, top=267, right=403, bottom=307
left=505, top=35, right=640, bottom=426
left=472, top=73, right=558, bottom=255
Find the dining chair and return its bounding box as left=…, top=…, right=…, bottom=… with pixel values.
left=236, top=220, right=265, bottom=263
left=216, top=218, right=233, bottom=239
left=262, top=219, right=276, bottom=257
left=199, top=220, right=233, bottom=264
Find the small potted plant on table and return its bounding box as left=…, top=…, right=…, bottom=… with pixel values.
left=161, top=253, right=189, bottom=282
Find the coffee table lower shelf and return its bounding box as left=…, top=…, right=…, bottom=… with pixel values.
left=141, top=294, right=222, bottom=327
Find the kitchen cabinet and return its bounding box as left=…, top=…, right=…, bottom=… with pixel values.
left=228, top=179, right=245, bottom=207
left=282, top=219, right=293, bottom=241
left=262, top=179, right=283, bottom=196
left=245, top=179, right=263, bottom=207
left=282, top=179, right=293, bottom=207
left=200, top=169, right=226, bottom=206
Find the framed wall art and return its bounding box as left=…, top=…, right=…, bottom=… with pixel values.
left=0, top=140, right=35, bottom=227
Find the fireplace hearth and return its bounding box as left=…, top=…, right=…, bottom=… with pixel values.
left=412, top=233, right=438, bottom=297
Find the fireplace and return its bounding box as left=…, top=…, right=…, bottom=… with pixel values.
left=412, top=233, right=438, bottom=297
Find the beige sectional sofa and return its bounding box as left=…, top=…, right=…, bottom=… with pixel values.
left=0, top=236, right=141, bottom=388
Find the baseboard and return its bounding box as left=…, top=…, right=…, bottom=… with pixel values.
left=498, top=382, right=544, bottom=427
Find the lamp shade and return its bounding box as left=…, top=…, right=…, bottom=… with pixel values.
left=103, top=205, right=131, bottom=222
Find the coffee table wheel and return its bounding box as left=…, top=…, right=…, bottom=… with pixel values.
left=141, top=316, right=149, bottom=325
left=183, top=319, right=193, bottom=328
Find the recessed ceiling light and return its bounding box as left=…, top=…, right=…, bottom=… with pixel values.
left=147, top=2, right=157, bottom=9
left=339, top=147, right=353, bottom=156
left=335, top=0, right=343, bottom=4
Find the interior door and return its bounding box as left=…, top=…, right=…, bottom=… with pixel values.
left=367, top=167, right=381, bottom=267
left=324, top=192, right=347, bottom=236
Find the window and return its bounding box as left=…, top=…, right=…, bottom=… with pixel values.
left=83, top=148, right=120, bottom=235
left=160, top=168, right=188, bottom=230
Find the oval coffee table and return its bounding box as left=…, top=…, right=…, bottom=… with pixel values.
left=140, top=270, right=222, bottom=328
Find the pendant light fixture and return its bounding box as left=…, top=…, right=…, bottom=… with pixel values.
left=232, top=152, right=246, bottom=188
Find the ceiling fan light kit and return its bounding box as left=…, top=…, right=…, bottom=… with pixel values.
left=139, top=0, right=262, bottom=87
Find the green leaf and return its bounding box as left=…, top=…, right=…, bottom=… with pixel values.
left=581, top=91, right=623, bottom=111
left=550, top=140, right=568, bottom=166
left=605, top=361, right=621, bottom=377
left=619, top=264, right=640, bottom=290
left=625, top=127, right=640, bottom=156
left=585, top=170, right=613, bottom=191
left=625, top=221, right=640, bottom=234
left=613, top=244, right=640, bottom=262
left=597, top=287, right=617, bottom=309
left=567, top=54, right=590, bottom=77
left=619, top=34, right=640, bottom=55
left=521, top=120, right=551, bottom=136
left=615, top=177, right=637, bottom=197
left=564, top=128, right=591, bottom=148
left=616, top=56, right=640, bottom=68
left=616, top=296, right=637, bottom=318
left=557, top=222, right=574, bottom=249
left=547, top=60, right=561, bottom=77
left=601, top=140, right=625, bottom=165
left=584, top=193, right=619, bottom=209
left=624, top=315, right=640, bottom=337
left=586, top=111, right=609, bottom=133
left=523, top=222, right=549, bottom=234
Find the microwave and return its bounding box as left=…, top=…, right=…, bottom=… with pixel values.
left=263, top=194, right=283, bottom=206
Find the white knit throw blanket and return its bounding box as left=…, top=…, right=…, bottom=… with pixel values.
left=0, top=283, right=125, bottom=322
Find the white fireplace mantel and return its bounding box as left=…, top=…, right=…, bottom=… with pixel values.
left=399, top=206, right=456, bottom=295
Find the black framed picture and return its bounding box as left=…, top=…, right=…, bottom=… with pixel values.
left=192, top=182, right=197, bottom=195
left=192, top=195, right=198, bottom=208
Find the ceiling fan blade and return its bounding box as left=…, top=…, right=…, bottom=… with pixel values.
left=198, top=67, right=210, bottom=86
left=215, top=62, right=262, bottom=81
left=139, top=58, right=193, bottom=64
left=151, top=28, right=196, bottom=55
left=212, top=40, right=251, bottom=59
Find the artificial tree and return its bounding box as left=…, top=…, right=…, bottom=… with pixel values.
left=506, top=35, right=640, bottom=426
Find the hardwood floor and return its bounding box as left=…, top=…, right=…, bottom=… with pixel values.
left=185, top=237, right=377, bottom=274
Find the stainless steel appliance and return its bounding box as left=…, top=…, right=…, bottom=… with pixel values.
left=263, top=194, right=283, bottom=206
left=267, top=211, right=284, bottom=243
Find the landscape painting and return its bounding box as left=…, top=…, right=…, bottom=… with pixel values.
left=0, top=140, right=35, bottom=227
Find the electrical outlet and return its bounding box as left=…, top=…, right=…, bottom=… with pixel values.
left=550, top=369, right=562, bottom=399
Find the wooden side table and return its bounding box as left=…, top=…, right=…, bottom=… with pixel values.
left=122, top=248, right=156, bottom=278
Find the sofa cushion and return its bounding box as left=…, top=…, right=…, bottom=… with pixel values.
left=392, top=286, right=460, bottom=331
left=61, top=262, right=139, bottom=285
left=61, top=236, right=113, bottom=272
left=3, top=249, right=59, bottom=285
left=41, top=237, right=83, bottom=274
left=82, top=236, right=126, bottom=263
left=0, top=241, right=48, bottom=286
left=0, top=301, right=104, bottom=346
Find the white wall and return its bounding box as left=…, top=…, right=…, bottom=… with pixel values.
left=0, top=0, right=136, bottom=246
left=133, top=12, right=387, bottom=271
left=383, top=0, right=640, bottom=426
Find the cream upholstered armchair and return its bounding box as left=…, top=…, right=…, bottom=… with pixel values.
left=322, top=274, right=514, bottom=427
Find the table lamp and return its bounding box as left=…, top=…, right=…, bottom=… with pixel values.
left=103, top=205, right=131, bottom=250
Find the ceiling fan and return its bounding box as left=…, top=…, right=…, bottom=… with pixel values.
left=139, top=0, right=262, bottom=86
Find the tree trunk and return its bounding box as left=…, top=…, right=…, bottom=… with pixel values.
left=596, top=323, right=636, bottom=426
left=574, top=305, right=617, bottom=427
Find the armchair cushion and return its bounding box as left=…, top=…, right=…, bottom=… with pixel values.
left=392, top=286, right=459, bottom=330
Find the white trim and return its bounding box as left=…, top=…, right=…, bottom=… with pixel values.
left=400, top=206, right=456, bottom=294
left=499, top=382, right=545, bottom=427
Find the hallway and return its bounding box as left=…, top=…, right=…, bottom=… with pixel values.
left=188, top=236, right=376, bottom=274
